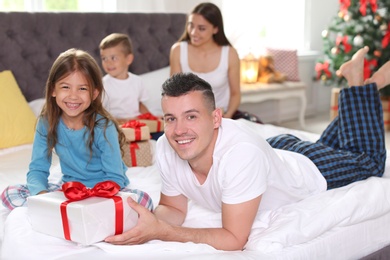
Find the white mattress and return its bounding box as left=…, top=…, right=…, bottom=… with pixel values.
left=1, top=120, right=390, bottom=259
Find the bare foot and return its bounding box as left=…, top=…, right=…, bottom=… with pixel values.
left=364, top=60, right=390, bottom=90
left=336, top=46, right=369, bottom=87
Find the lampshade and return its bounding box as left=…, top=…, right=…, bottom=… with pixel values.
left=240, top=53, right=259, bottom=83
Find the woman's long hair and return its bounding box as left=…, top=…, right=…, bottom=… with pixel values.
left=40, top=48, right=126, bottom=158
left=178, top=2, right=231, bottom=46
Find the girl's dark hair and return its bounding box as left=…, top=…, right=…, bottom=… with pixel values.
left=178, top=2, right=231, bottom=46
left=162, top=72, right=216, bottom=111
left=41, top=48, right=126, bottom=158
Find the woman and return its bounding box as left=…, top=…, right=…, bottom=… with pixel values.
left=169, top=2, right=241, bottom=119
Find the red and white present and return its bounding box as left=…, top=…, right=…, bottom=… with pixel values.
left=381, top=97, right=390, bottom=131
left=330, top=87, right=341, bottom=120
left=28, top=181, right=138, bottom=245
left=136, top=113, right=164, bottom=133
left=121, top=120, right=150, bottom=141
left=122, top=140, right=153, bottom=167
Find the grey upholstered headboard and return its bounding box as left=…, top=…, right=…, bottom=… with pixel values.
left=0, top=12, right=186, bottom=101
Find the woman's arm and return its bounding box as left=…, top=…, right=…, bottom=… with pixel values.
left=224, top=47, right=241, bottom=118
left=169, top=42, right=182, bottom=76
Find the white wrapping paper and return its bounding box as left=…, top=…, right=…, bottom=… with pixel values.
left=28, top=191, right=138, bottom=245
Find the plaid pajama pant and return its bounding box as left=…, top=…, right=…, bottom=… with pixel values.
left=1, top=182, right=154, bottom=211
left=267, top=84, right=386, bottom=189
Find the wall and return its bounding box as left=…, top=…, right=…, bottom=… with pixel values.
left=239, top=1, right=340, bottom=124
left=116, top=0, right=340, bottom=124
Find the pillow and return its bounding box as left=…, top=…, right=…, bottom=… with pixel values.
left=29, top=98, right=45, bottom=117
left=139, top=66, right=170, bottom=116
left=0, top=70, right=37, bottom=149
left=265, top=48, right=300, bottom=81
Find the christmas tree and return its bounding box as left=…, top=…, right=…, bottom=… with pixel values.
left=315, top=0, right=390, bottom=94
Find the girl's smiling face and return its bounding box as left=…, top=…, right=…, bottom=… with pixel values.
left=51, top=71, right=98, bottom=130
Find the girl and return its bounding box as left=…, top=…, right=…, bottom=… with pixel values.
left=1, top=48, right=153, bottom=211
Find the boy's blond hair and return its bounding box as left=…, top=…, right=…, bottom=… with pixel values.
left=99, top=33, right=133, bottom=55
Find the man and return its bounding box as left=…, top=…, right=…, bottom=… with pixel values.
left=105, top=46, right=387, bottom=251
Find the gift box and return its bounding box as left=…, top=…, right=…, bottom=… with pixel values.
left=122, top=140, right=153, bottom=167
left=121, top=120, right=150, bottom=141
left=137, top=113, right=164, bottom=133
left=28, top=181, right=138, bottom=245
left=381, top=97, right=390, bottom=131
left=330, top=88, right=390, bottom=131
left=330, top=87, right=340, bottom=121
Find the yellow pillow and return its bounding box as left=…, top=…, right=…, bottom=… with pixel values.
left=0, top=70, right=37, bottom=148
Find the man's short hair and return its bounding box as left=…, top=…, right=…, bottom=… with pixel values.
left=99, top=33, right=133, bottom=55
left=162, top=73, right=216, bottom=111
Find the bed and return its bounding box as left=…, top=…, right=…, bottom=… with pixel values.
left=1, top=11, right=390, bottom=260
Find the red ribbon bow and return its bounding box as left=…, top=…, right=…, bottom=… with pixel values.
left=382, top=23, right=390, bottom=49
left=121, top=120, right=146, bottom=128
left=363, top=58, right=378, bottom=80
left=359, top=0, right=377, bottom=16
left=60, top=181, right=123, bottom=242
left=137, top=113, right=158, bottom=120
left=137, top=113, right=162, bottom=132
left=315, top=61, right=332, bottom=79
left=122, top=120, right=147, bottom=140
left=339, top=0, right=351, bottom=14
left=336, top=35, right=352, bottom=53
left=62, top=181, right=120, bottom=201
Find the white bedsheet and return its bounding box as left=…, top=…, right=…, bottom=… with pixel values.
left=1, top=120, right=390, bottom=259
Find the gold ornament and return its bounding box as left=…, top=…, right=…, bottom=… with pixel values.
left=344, top=14, right=351, bottom=22
left=331, top=47, right=338, bottom=55
left=338, top=11, right=344, bottom=18
left=321, top=75, right=327, bottom=81
left=380, top=23, right=388, bottom=31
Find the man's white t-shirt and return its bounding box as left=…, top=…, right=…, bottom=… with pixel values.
left=102, top=72, right=149, bottom=119
left=156, top=119, right=326, bottom=213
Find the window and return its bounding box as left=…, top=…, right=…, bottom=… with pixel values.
left=221, top=0, right=306, bottom=58
left=0, top=0, right=115, bottom=12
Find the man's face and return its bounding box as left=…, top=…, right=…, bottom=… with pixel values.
left=162, top=91, right=221, bottom=166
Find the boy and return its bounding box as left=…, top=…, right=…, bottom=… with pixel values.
left=99, top=33, right=150, bottom=123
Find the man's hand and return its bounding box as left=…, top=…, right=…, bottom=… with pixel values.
left=105, top=197, right=161, bottom=245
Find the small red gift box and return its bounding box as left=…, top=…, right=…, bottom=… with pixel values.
left=28, top=181, right=138, bottom=245
left=121, top=120, right=150, bottom=141
left=381, top=97, right=390, bottom=131
left=330, top=87, right=340, bottom=121
left=137, top=113, right=164, bottom=133
left=122, top=140, right=153, bottom=167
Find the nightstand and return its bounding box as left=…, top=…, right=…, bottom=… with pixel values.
left=240, top=81, right=307, bottom=129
